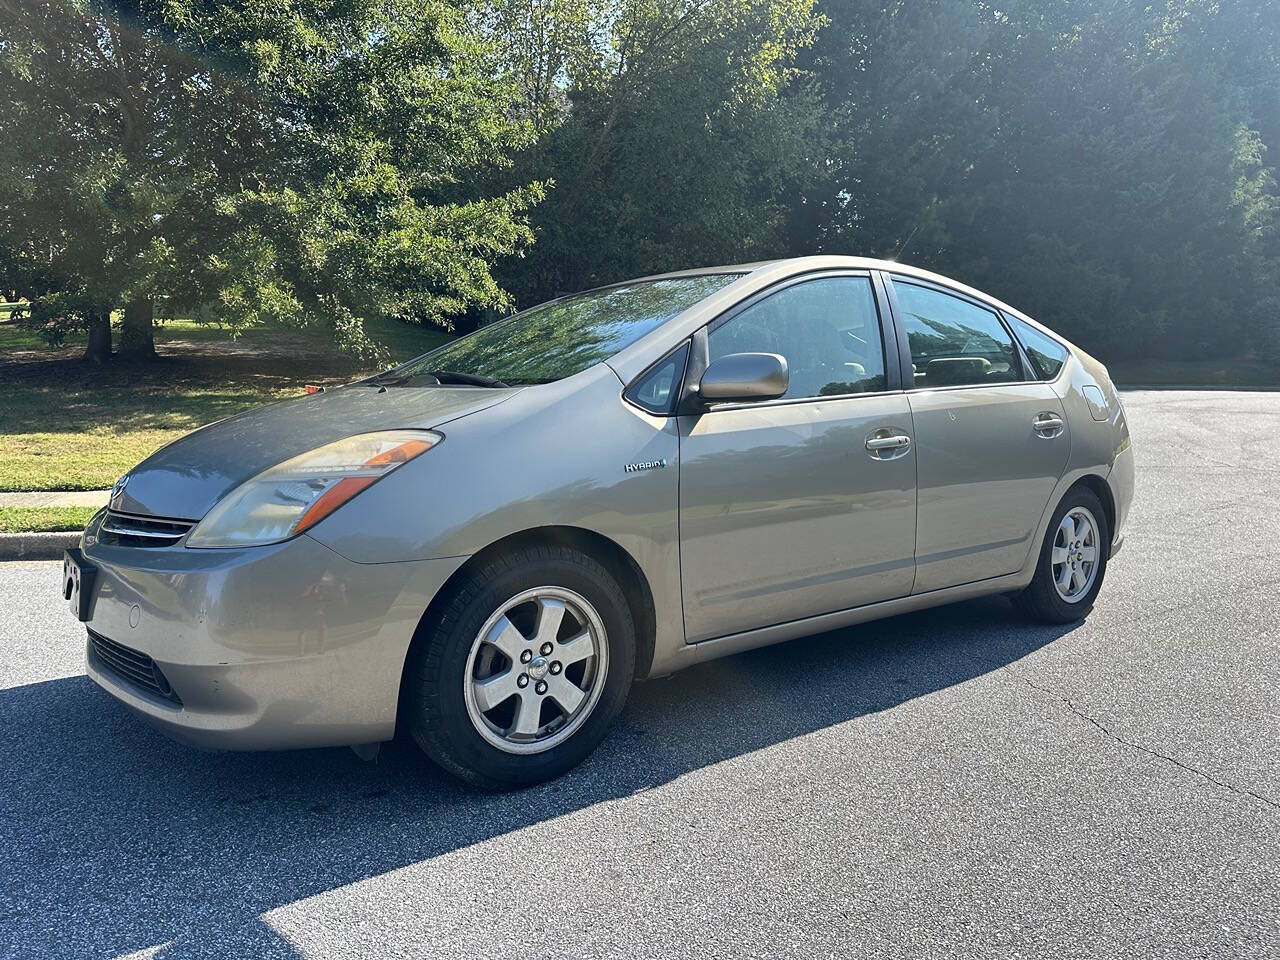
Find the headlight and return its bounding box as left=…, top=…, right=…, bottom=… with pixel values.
left=186, top=430, right=442, bottom=548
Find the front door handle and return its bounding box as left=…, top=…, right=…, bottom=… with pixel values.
left=866, top=435, right=911, bottom=451
left=865, top=432, right=912, bottom=459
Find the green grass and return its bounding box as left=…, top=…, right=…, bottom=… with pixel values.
left=0, top=314, right=454, bottom=492
left=0, top=318, right=52, bottom=350
left=0, top=315, right=237, bottom=352
left=0, top=506, right=99, bottom=533
left=0, top=382, right=298, bottom=491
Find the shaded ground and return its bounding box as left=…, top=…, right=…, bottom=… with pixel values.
left=0, top=390, right=1277, bottom=959
left=1108, top=355, right=1280, bottom=388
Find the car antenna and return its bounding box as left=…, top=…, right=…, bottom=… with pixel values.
left=889, top=223, right=920, bottom=262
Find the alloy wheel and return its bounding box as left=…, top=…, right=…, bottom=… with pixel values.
left=463, top=587, right=609, bottom=755
left=1051, top=506, right=1101, bottom=603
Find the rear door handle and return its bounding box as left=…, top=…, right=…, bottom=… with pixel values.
left=1033, top=414, right=1065, bottom=435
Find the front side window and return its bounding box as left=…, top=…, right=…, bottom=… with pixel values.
left=893, top=280, right=1023, bottom=388
left=1007, top=315, right=1068, bottom=380
left=707, top=276, right=887, bottom=401
left=385, top=274, right=741, bottom=386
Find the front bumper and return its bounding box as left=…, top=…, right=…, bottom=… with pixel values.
left=79, top=519, right=465, bottom=750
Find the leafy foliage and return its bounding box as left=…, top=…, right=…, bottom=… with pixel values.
left=1, top=0, right=1277, bottom=366
left=479, top=0, right=825, bottom=308
left=796, top=0, right=1280, bottom=361
left=0, top=0, right=543, bottom=360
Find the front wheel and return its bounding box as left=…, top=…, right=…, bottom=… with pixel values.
left=403, top=544, right=635, bottom=789
left=1014, top=487, right=1110, bottom=624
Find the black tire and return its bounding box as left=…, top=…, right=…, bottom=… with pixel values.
left=1014, top=486, right=1111, bottom=624
left=404, top=543, right=635, bottom=790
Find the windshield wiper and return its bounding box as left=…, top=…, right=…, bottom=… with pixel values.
left=428, top=369, right=509, bottom=388
left=365, top=369, right=509, bottom=389
left=365, top=371, right=439, bottom=388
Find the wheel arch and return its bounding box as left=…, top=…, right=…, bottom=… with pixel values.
left=1068, top=473, right=1117, bottom=554
left=395, top=525, right=657, bottom=733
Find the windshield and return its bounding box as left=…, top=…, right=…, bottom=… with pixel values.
left=382, top=273, right=742, bottom=386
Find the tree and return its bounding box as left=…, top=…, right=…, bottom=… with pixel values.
left=795, top=0, right=1280, bottom=361
left=476, top=0, right=824, bottom=309
left=941, top=0, right=1280, bottom=360
left=786, top=0, right=992, bottom=262
left=0, top=0, right=543, bottom=363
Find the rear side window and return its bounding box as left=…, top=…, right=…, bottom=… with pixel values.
left=1007, top=315, right=1069, bottom=380
left=892, top=280, right=1023, bottom=388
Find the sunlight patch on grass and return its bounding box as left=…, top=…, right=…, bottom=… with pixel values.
left=0, top=384, right=294, bottom=491
left=0, top=314, right=454, bottom=492
left=0, top=506, right=99, bottom=533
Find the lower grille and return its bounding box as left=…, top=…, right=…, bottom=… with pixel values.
left=88, top=630, right=182, bottom=705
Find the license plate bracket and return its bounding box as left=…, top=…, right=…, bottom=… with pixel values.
left=63, top=548, right=97, bottom=622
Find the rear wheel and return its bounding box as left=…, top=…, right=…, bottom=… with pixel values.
left=404, top=544, right=635, bottom=789
left=1015, top=486, right=1110, bottom=624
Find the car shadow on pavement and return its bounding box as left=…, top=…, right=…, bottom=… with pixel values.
left=1, top=596, right=1073, bottom=959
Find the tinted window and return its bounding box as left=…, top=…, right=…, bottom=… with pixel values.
left=708, top=276, right=886, bottom=401
left=388, top=274, right=740, bottom=386
left=625, top=341, right=689, bottom=415
left=1008, top=315, right=1068, bottom=380
left=893, top=281, right=1022, bottom=388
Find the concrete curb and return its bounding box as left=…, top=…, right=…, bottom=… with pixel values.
left=0, top=531, right=80, bottom=561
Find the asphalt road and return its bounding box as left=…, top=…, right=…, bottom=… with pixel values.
left=2, top=390, right=1278, bottom=960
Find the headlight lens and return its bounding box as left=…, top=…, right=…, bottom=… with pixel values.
left=186, top=430, right=442, bottom=548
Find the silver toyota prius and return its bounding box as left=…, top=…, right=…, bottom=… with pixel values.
left=65, top=256, right=1134, bottom=788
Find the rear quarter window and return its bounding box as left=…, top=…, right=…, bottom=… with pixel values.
left=1007, top=315, right=1069, bottom=380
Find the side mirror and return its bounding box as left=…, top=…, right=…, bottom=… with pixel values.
left=698, top=352, right=788, bottom=403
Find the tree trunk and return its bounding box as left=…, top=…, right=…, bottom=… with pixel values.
left=118, top=296, right=156, bottom=360
left=83, top=310, right=113, bottom=364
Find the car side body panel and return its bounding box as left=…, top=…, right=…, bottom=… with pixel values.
left=905, top=383, right=1071, bottom=592
left=307, top=365, right=688, bottom=679
left=676, top=392, right=917, bottom=641
left=308, top=258, right=1133, bottom=683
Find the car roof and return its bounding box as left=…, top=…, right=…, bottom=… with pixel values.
left=641, top=255, right=1027, bottom=317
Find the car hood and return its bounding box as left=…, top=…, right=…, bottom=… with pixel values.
left=110, top=384, right=519, bottom=520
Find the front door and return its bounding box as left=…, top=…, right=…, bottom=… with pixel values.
left=886, top=276, right=1070, bottom=593
left=678, top=274, right=918, bottom=642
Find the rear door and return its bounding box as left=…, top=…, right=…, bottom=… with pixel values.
left=678, top=272, right=917, bottom=641
left=883, top=275, right=1070, bottom=594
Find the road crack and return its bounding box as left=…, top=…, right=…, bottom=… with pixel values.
left=1014, top=672, right=1279, bottom=813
